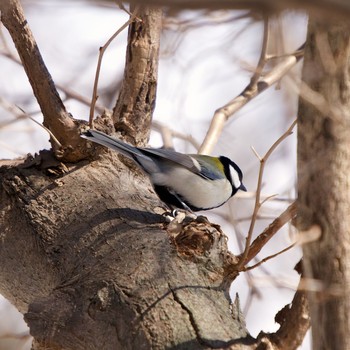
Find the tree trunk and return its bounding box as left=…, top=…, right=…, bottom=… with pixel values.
left=297, top=18, right=350, bottom=350
left=0, top=154, right=251, bottom=349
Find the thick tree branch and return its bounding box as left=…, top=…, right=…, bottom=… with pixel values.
left=0, top=156, right=252, bottom=350
left=89, top=10, right=140, bottom=127
left=297, top=18, right=350, bottom=350
left=0, top=0, right=87, bottom=162
left=112, top=6, right=162, bottom=146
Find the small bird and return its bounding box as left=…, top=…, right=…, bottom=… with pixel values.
left=81, top=130, right=246, bottom=212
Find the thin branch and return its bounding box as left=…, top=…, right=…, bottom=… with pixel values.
left=295, top=225, right=322, bottom=245
left=315, top=30, right=337, bottom=75
left=0, top=97, right=63, bottom=148
left=244, top=242, right=296, bottom=271
left=152, top=121, right=201, bottom=150
left=153, top=121, right=175, bottom=148
left=240, top=201, right=297, bottom=265
left=116, top=1, right=133, bottom=16
left=16, top=105, right=63, bottom=148
left=198, top=40, right=304, bottom=154
left=89, top=9, right=140, bottom=127
left=237, top=120, right=297, bottom=270
left=259, top=193, right=278, bottom=206
left=247, top=16, right=270, bottom=89
left=250, top=145, right=262, bottom=161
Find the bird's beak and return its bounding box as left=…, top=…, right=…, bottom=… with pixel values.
left=240, top=183, right=247, bottom=192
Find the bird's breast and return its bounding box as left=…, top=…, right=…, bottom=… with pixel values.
left=151, top=167, right=232, bottom=210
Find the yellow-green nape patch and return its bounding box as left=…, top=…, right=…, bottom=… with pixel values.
left=199, top=155, right=225, bottom=172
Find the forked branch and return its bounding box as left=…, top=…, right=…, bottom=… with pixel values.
left=237, top=119, right=297, bottom=270
left=198, top=35, right=303, bottom=154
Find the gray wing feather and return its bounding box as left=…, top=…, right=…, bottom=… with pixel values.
left=82, top=130, right=160, bottom=173
left=141, top=148, right=200, bottom=174
left=82, top=130, right=147, bottom=160
left=82, top=130, right=206, bottom=176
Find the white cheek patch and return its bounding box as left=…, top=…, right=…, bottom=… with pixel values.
left=230, top=166, right=241, bottom=189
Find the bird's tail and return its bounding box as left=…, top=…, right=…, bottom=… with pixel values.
left=81, top=130, right=145, bottom=160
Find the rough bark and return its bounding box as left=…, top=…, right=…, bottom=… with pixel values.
left=297, top=19, right=350, bottom=350
left=112, top=6, right=162, bottom=146
left=0, top=2, right=311, bottom=349
left=0, top=153, right=253, bottom=350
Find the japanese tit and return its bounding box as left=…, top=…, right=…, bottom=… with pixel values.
left=81, top=130, right=246, bottom=211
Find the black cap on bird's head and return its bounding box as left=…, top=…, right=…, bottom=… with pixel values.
left=219, top=156, right=247, bottom=195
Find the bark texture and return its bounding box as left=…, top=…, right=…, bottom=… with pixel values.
left=0, top=2, right=311, bottom=349
left=298, top=19, right=350, bottom=350
left=0, top=153, right=253, bottom=350
left=112, top=6, right=162, bottom=146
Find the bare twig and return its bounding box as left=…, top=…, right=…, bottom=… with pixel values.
left=250, top=145, right=262, bottom=161
left=198, top=34, right=303, bottom=154
left=152, top=121, right=200, bottom=150
left=16, top=105, right=63, bottom=148
left=116, top=1, right=133, bottom=15
left=237, top=120, right=297, bottom=270
left=240, top=201, right=297, bottom=265
left=0, top=97, right=62, bottom=148
left=89, top=9, right=140, bottom=127
left=247, top=16, right=270, bottom=88
left=244, top=242, right=296, bottom=271
left=152, top=121, right=175, bottom=148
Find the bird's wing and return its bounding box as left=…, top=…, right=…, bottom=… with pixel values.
left=192, top=156, right=225, bottom=180
left=82, top=130, right=149, bottom=161
left=140, top=148, right=215, bottom=179
left=82, top=130, right=221, bottom=180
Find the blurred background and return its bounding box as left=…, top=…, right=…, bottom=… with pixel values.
left=0, top=1, right=308, bottom=349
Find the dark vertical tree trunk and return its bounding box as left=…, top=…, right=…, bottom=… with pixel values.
left=298, top=18, right=350, bottom=350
